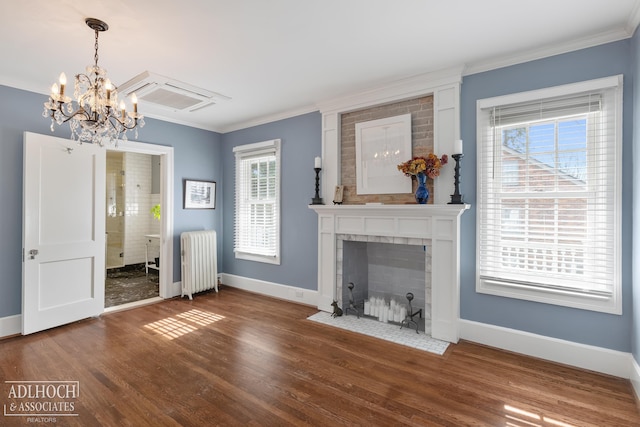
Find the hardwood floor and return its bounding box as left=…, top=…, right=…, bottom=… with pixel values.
left=1, top=287, right=638, bottom=426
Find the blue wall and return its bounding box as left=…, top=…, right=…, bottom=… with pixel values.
left=460, top=40, right=634, bottom=352
left=133, top=118, right=223, bottom=283
left=0, top=85, right=222, bottom=319
left=221, top=112, right=321, bottom=290
left=631, top=28, right=640, bottom=363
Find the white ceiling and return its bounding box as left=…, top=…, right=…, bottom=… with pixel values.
left=1, top=0, right=639, bottom=133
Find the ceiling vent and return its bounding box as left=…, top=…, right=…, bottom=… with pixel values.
left=117, top=71, right=230, bottom=112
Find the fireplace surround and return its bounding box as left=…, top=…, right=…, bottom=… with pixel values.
left=310, top=204, right=469, bottom=343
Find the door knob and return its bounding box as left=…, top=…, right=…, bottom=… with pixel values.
left=28, top=249, right=39, bottom=259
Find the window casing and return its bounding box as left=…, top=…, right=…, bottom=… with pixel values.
left=233, top=139, right=281, bottom=264
left=476, top=76, right=622, bottom=314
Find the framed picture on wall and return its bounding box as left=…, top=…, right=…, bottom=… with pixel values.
left=355, top=113, right=412, bottom=195
left=183, top=179, right=216, bottom=209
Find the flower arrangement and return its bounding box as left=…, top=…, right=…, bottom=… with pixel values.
left=397, top=153, right=448, bottom=179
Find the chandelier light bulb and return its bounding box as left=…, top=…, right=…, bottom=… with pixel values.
left=131, top=93, right=138, bottom=113
left=105, top=79, right=112, bottom=100
left=58, top=73, right=66, bottom=96
left=51, top=83, right=59, bottom=96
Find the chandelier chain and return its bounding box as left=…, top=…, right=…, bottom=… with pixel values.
left=94, top=29, right=99, bottom=69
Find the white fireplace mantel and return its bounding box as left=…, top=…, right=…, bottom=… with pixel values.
left=310, top=203, right=469, bottom=343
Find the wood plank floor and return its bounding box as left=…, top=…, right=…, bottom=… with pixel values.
left=1, top=287, right=639, bottom=426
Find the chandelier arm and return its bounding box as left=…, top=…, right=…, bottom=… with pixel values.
left=46, top=101, right=90, bottom=122
left=61, top=108, right=92, bottom=124
left=106, top=116, right=124, bottom=137
left=76, top=73, right=92, bottom=84
left=107, top=113, right=139, bottom=131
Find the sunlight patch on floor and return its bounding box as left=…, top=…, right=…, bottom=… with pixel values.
left=144, top=309, right=225, bottom=340
left=504, top=405, right=576, bottom=427
left=144, top=317, right=197, bottom=340
left=176, top=309, right=225, bottom=326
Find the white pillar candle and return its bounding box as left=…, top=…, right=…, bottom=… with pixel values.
left=453, top=139, right=463, bottom=155
left=364, top=300, right=370, bottom=316
left=314, top=156, right=322, bottom=168
left=400, top=306, right=407, bottom=320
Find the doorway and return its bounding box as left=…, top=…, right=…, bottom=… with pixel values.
left=104, top=141, right=174, bottom=310
left=105, top=151, right=162, bottom=307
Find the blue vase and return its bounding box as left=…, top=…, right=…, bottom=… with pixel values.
left=415, top=172, right=429, bottom=204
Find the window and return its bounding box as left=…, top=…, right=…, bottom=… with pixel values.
left=233, top=139, right=281, bottom=264
left=476, top=76, right=622, bottom=314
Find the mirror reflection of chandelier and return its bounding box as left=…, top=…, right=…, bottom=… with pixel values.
left=43, top=18, right=144, bottom=146
left=372, top=126, right=401, bottom=166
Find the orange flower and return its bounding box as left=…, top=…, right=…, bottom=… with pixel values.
left=397, top=154, right=448, bottom=179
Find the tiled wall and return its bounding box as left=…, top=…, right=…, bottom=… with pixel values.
left=123, top=152, right=157, bottom=265
left=367, top=242, right=427, bottom=318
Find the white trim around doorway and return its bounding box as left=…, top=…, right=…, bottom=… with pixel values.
left=108, top=141, right=175, bottom=300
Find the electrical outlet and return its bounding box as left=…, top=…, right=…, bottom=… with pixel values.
left=295, top=290, right=304, bottom=299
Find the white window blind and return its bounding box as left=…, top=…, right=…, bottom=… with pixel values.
left=233, top=139, right=281, bottom=264
left=476, top=76, right=622, bottom=314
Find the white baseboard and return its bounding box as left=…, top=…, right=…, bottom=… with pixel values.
left=0, top=314, right=21, bottom=338
left=631, top=356, right=640, bottom=401
left=459, top=319, right=632, bottom=379
left=221, top=273, right=318, bottom=307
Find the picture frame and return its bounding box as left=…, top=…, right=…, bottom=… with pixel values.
left=183, top=179, right=216, bottom=209
left=355, top=113, right=412, bottom=195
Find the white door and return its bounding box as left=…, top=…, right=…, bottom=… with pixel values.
left=22, top=132, right=106, bottom=335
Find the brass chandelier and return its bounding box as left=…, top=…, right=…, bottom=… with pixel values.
left=43, top=18, right=144, bottom=146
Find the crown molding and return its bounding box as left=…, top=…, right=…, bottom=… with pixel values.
left=315, top=66, right=464, bottom=115
left=218, top=104, right=319, bottom=134
left=626, top=1, right=640, bottom=36
left=464, top=27, right=634, bottom=76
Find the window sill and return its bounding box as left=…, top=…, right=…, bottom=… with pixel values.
left=476, top=277, right=621, bottom=315
left=235, top=252, right=280, bottom=265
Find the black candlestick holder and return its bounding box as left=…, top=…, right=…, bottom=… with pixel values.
left=311, top=167, right=324, bottom=205
left=448, top=153, right=465, bottom=205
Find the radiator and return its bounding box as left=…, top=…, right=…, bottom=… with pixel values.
left=180, top=230, right=218, bottom=300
